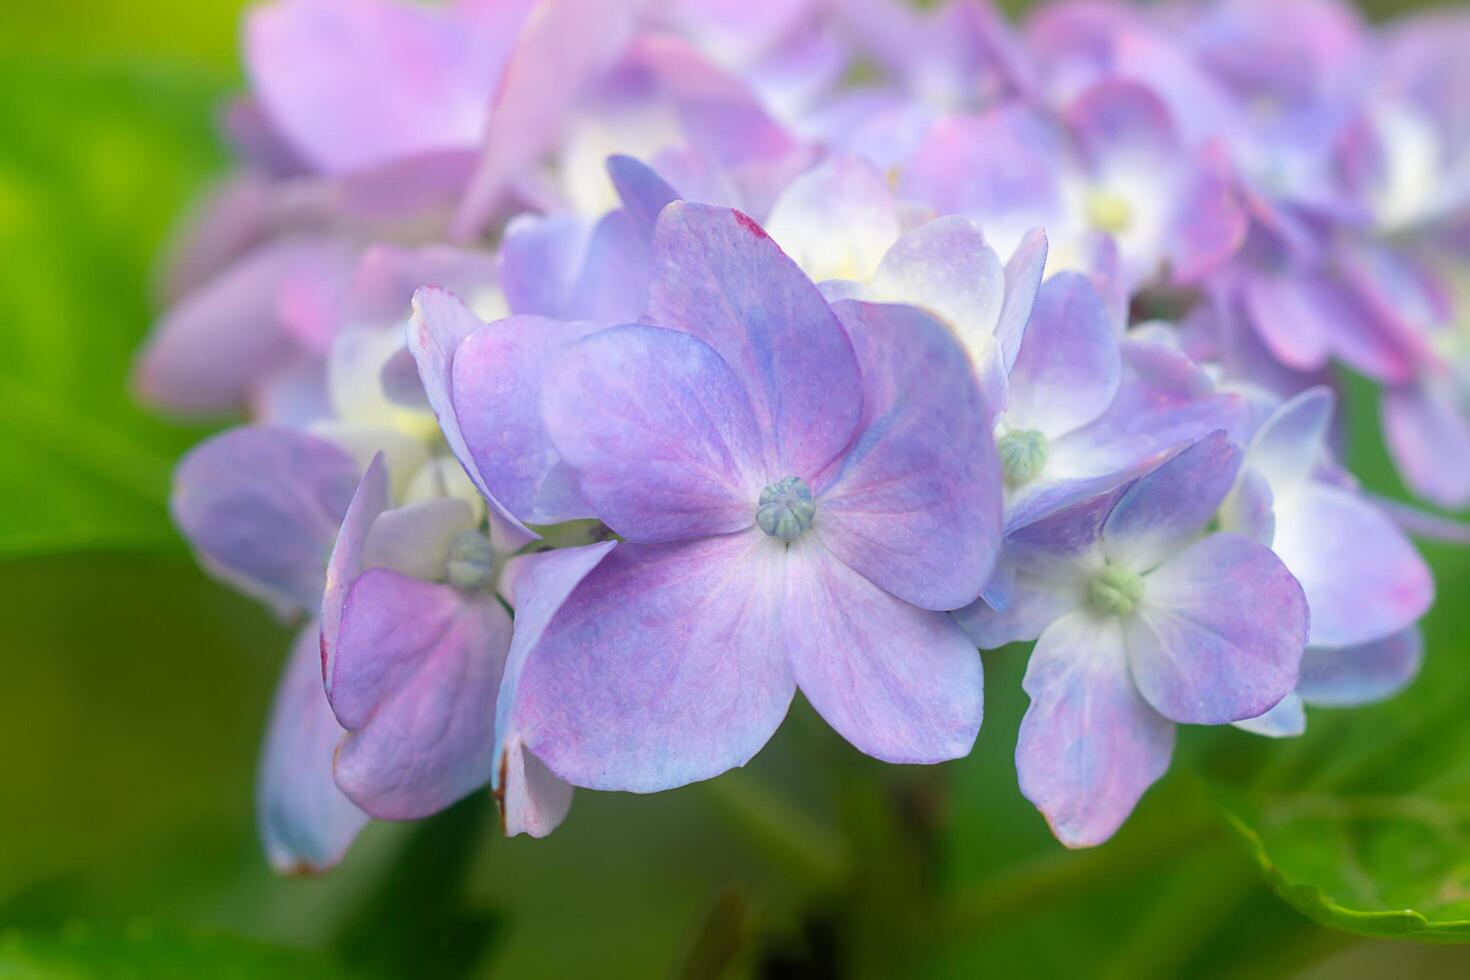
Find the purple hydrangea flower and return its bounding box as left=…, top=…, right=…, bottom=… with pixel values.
left=424, top=202, right=1003, bottom=790
left=959, top=432, right=1308, bottom=846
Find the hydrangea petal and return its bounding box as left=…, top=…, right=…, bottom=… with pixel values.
left=258, top=623, right=368, bottom=874
left=1127, top=532, right=1307, bottom=725
left=1272, top=483, right=1433, bottom=649
left=765, top=155, right=900, bottom=283
left=1017, top=610, right=1175, bottom=849
left=1102, top=431, right=1241, bottom=572
left=332, top=569, right=512, bottom=819
left=320, top=454, right=390, bottom=688
left=785, top=542, right=983, bottom=764
left=1382, top=380, right=1470, bottom=509
left=815, top=301, right=1001, bottom=610
left=172, top=426, right=359, bottom=617
left=517, top=535, right=794, bottom=793
left=1297, top=628, right=1424, bottom=707
left=542, top=325, right=765, bottom=542
left=1247, top=386, right=1335, bottom=496
left=1234, top=693, right=1306, bottom=739
left=1003, top=272, right=1120, bottom=438
left=361, top=497, right=477, bottom=582
left=646, top=202, right=863, bottom=478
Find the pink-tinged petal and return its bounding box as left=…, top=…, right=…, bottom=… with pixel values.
left=1382, top=380, right=1470, bottom=509
left=331, top=570, right=512, bottom=819
left=516, top=535, right=794, bottom=792
left=172, top=427, right=359, bottom=617
left=542, top=325, right=765, bottom=542
left=258, top=623, right=369, bottom=874
left=1003, top=272, right=1120, bottom=438
left=410, top=288, right=587, bottom=538
left=1298, top=628, right=1424, bottom=707
left=1242, top=273, right=1336, bottom=373
left=135, top=238, right=356, bottom=416
left=1246, top=386, right=1335, bottom=495
left=245, top=0, right=519, bottom=175
left=785, top=542, right=983, bottom=764
left=320, top=454, right=390, bottom=680
left=362, top=498, right=477, bottom=582
left=765, top=155, right=900, bottom=283
left=452, top=0, right=637, bottom=236
left=1102, top=431, right=1241, bottom=572
left=1167, top=143, right=1247, bottom=282
left=995, top=228, right=1050, bottom=373
left=1127, top=532, right=1307, bottom=724
left=1272, top=482, right=1433, bottom=649
left=815, top=301, right=1001, bottom=610
left=493, top=541, right=616, bottom=837
left=902, top=106, right=1064, bottom=255
left=867, top=217, right=1007, bottom=386
left=646, top=202, right=864, bottom=478
left=1017, top=610, right=1175, bottom=849
left=1065, top=78, right=1177, bottom=169
left=342, top=244, right=498, bottom=331
left=1234, top=693, right=1306, bottom=739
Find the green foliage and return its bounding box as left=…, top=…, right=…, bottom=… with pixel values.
left=0, top=58, right=227, bottom=557
left=0, top=925, right=362, bottom=980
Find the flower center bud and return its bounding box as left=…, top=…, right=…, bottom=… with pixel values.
left=998, top=429, right=1048, bottom=486
left=1091, top=563, right=1145, bottom=616
left=1086, top=188, right=1133, bottom=235
left=756, top=476, right=815, bottom=541
left=446, top=530, right=494, bottom=591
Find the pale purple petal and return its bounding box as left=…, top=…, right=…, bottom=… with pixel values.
left=493, top=541, right=617, bottom=836
left=765, top=155, right=900, bottom=283
left=1297, top=628, right=1424, bottom=707
left=332, top=570, right=512, bottom=819
left=1272, top=482, right=1433, bottom=649
left=1065, top=78, right=1177, bottom=168
left=135, top=238, right=356, bottom=416
left=1167, top=144, right=1247, bottom=282
left=1127, top=532, right=1307, bottom=724
left=245, top=0, right=518, bottom=175
left=1102, top=431, right=1242, bottom=572
left=646, top=202, right=864, bottom=478
left=995, top=227, right=1050, bottom=373
left=606, top=153, right=681, bottom=236
left=515, top=535, right=794, bottom=793
left=1017, top=610, right=1175, bottom=849
left=361, top=498, right=477, bottom=582
left=1003, top=272, right=1120, bottom=438
left=1234, top=694, right=1306, bottom=739
left=1247, top=386, right=1335, bottom=495
left=320, top=454, right=389, bottom=683
left=785, top=542, right=983, bottom=764
left=814, top=301, right=1001, bottom=610
left=1382, top=379, right=1470, bottom=509
left=258, top=623, right=369, bottom=874
left=1219, top=466, right=1276, bottom=546
left=541, top=325, right=765, bottom=542
left=342, top=244, right=498, bottom=330
left=172, top=426, right=359, bottom=616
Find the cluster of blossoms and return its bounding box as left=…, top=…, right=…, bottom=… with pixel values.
left=136, top=0, right=1468, bottom=866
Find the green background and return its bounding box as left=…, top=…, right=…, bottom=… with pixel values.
left=2, top=1, right=1469, bottom=976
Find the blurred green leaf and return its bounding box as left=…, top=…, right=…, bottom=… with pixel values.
left=0, top=58, right=226, bottom=557
left=0, top=924, right=361, bottom=980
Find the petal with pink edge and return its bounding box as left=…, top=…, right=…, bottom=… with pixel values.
left=331, top=569, right=512, bottom=819
left=1127, top=532, right=1307, bottom=725
left=815, top=300, right=1001, bottom=610
left=515, top=535, right=794, bottom=793
left=645, top=202, right=863, bottom=478
left=1017, top=610, right=1175, bottom=848
left=785, top=542, right=983, bottom=764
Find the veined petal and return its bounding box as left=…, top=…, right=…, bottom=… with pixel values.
left=321, top=454, right=390, bottom=684
left=1127, top=532, right=1306, bottom=725
left=542, top=325, right=766, bottom=542
left=516, top=535, right=794, bottom=793
left=332, top=569, right=512, bottom=819
left=646, top=202, right=864, bottom=478
left=815, top=300, right=1001, bottom=610
left=1102, top=431, right=1241, bottom=572
left=785, top=541, right=984, bottom=764
left=1017, top=610, right=1175, bottom=848
left=1003, top=272, right=1120, bottom=439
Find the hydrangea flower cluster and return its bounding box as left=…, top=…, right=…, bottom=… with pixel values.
left=137, top=0, right=1467, bottom=866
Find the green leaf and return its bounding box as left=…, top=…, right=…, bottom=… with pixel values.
left=0, top=924, right=362, bottom=980
left=0, top=58, right=227, bottom=558
left=1208, top=376, right=1470, bottom=941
